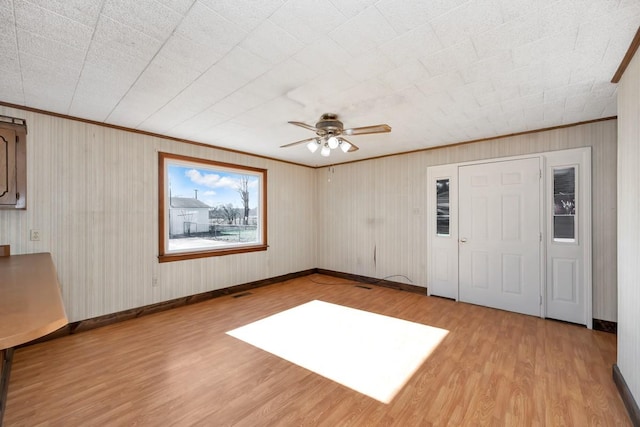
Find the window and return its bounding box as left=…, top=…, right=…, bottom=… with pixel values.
left=159, top=152, right=267, bottom=262
left=436, top=178, right=450, bottom=236
left=553, top=167, right=576, bottom=242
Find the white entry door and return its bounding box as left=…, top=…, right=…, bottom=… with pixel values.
left=458, top=158, right=541, bottom=316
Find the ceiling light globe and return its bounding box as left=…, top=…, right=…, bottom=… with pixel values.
left=321, top=144, right=331, bottom=157
left=327, top=136, right=339, bottom=149
left=307, top=140, right=319, bottom=153
left=340, top=140, right=351, bottom=153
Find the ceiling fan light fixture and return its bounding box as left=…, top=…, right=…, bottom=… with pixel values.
left=281, top=113, right=391, bottom=157
left=307, top=139, right=319, bottom=153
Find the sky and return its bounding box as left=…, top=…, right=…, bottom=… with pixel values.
left=168, top=164, right=260, bottom=209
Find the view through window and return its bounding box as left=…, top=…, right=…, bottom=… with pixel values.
left=436, top=179, right=450, bottom=236
left=553, top=167, right=576, bottom=242
left=158, top=152, right=267, bottom=262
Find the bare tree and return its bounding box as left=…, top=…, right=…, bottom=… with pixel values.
left=236, top=176, right=250, bottom=225
left=220, top=203, right=238, bottom=225
left=209, top=206, right=225, bottom=224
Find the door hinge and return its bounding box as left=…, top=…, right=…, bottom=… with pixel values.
left=540, top=295, right=543, bottom=305
left=539, top=169, right=542, bottom=179
left=539, top=232, right=542, bottom=242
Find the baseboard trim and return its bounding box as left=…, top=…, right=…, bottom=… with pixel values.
left=21, top=269, right=317, bottom=347
left=593, top=319, right=618, bottom=334
left=613, top=364, right=640, bottom=426
left=21, top=268, right=619, bottom=350
left=20, top=268, right=429, bottom=347
left=315, top=269, right=427, bottom=295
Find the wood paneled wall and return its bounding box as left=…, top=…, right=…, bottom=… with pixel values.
left=0, top=106, right=316, bottom=322
left=316, top=120, right=618, bottom=321
left=0, top=103, right=619, bottom=324
left=617, top=48, right=640, bottom=407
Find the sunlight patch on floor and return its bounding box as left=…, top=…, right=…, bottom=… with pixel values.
left=226, top=300, right=449, bottom=403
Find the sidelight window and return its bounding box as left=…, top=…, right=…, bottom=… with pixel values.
left=553, top=167, right=576, bottom=242
left=436, top=179, right=450, bottom=236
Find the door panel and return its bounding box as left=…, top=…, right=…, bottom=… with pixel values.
left=471, top=251, right=489, bottom=289
left=545, top=148, right=591, bottom=325
left=501, top=195, right=521, bottom=240
left=459, top=158, right=541, bottom=317
left=471, top=196, right=488, bottom=239
left=552, top=258, right=577, bottom=302
left=427, top=166, right=458, bottom=299
left=501, top=254, right=522, bottom=294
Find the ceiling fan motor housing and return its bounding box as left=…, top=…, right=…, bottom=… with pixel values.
left=316, top=113, right=343, bottom=136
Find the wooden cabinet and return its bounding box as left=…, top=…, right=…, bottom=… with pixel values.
left=0, top=116, right=26, bottom=209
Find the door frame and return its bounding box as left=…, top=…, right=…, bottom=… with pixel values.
left=426, top=148, right=592, bottom=327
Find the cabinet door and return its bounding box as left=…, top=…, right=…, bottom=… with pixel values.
left=0, top=128, right=17, bottom=206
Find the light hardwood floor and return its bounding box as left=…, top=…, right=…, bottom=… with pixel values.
left=4, top=275, right=630, bottom=426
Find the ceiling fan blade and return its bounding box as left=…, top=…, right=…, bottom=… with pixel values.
left=288, top=121, right=318, bottom=132
left=341, top=138, right=359, bottom=152
left=343, top=124, right=391, bottom=136
left=280, top=137, right=316, bottom=148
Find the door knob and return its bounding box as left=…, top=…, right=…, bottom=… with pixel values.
left=460, top=238, right=467, bottom=243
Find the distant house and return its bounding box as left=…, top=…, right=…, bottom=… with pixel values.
left=169, top=197, right=211, bottom=237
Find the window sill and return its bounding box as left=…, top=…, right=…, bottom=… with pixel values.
left=158, top=244, right=268, bottom=263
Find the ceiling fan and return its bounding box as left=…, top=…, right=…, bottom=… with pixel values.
left=280, top=113, right=391, bottom=157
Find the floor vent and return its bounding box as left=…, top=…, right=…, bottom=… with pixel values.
left=232, top=292, right=252, bottom=298
left=355, top=285, right=372, bottom=290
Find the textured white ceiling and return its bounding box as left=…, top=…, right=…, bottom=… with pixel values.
left=1, top=0, right=638, bottom=166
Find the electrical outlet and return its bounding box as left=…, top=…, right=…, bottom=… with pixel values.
left=30, top=229, right=40, bottom=241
